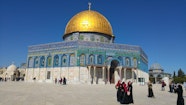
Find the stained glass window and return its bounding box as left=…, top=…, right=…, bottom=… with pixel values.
left=54, top=55, right=59, bottom=67
left=28, top=57, right=34, bottom=68
left=70, top=54, right=75, bottom=66
left=133, top=58, right=137, bottom=67
left=34, top=57, right=39, bottom=68
left=40, top=56, right=45, bottom=67
left=89, top=55, right=94, bottom=64
left=80, top=54, right=85, bottom=66
left=62, top=55, right=67, bottom=66
left=47, top=56, right=52, bottom=67
left=98, top=55, right=102, bottom=64
left=125, top=57, right=130, bottom=66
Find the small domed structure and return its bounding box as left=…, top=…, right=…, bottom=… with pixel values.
left=3, top=64, right=17, bottom=80
left=149, top=63, right=171, bottom=84
left=149, top=63, right=163, bottom=73
left=7, top=64, right=17, bottom=72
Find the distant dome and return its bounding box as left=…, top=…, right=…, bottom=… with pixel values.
left=7, top=64, right=17, bottom=72
left=150, top=63, right=163, bottom=70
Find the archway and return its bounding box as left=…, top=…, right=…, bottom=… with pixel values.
left=109, top=60, right=119, bottom=84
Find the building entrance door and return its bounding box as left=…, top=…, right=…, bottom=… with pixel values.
left=110, top=60, right=119, bottom=84
left=47, top=71, right=51, bottom=79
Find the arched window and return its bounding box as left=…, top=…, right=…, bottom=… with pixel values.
left=89, top=55, right=94, bottom=64
left=80, top=54, right=85, bottom=66
left=97, top=55, right=102, bottom=64
left=90, top=35, right=95, bottom=41
left=125, top=57, right=130, bottom=66
left=53, top=55, right=59, bottom=67
left=70, top=54, right=75, bottom=66
left=100, top=36, right=104, bottom=42
left=28, top=57, right=34, bottom=68
left=62, top=55, right=67, bottom=67
left=34, top=57, right=39, bottom=68
left=70, top=36, right=73, bottom=40
left=118, top=56, right=122, bottom=66
left=79, top=35, right=84, bottom=40
left=40, top=56, right=45, bottom=67
left=47, top=56, right=52, bottom=67
left=133, top=58, right=137, bottom=67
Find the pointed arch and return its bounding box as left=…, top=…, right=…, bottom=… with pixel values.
left=47, top=56, right=52, bottom=67
left=89, top=54, right=95, bottom=64
left=40, top=56, right=45, bottom=67
left=53, top=55, right=59, bottom=67
left=61, top=55, right=67, bottom=67
left=97, top=55, right=103, bottom=64
left=125, top=57, right=131, bottom=66
left=34, top=57, right=39, bottom=68
left=118, top=56, right=123, bottom=66
left=80, top=54, right=85, bottom=66
left=28, top=57, right=34, bottom=68
left=70, top=53, right=75, bottom=66
left=133, top=57, right=137, bottom=68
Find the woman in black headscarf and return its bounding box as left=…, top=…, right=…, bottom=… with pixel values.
left=115, top=80, right=122, bottom=102
left=148, top=81, right=154, bottom=98
left=127, top=81, right=134, bottom=104
left=175, top=84, right=184, bottom=105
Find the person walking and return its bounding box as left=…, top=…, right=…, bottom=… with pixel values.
left=63, top=77, right=67, bottom=85
left=148, top=81, right=155, bottom=98
left=115, top=80, right=122, bottom=102
left=120, top=81, right=129, bottom=104
left=183, top=82, right=186, bottom=91
left=175, top=84, right=184, bottom=105
left=161, top=80, right=166, bottom=91
left=55, top=78, right=57, bottom=84
left=127, top=81, right=134, bottom=104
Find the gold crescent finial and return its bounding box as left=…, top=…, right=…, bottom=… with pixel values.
left=88, top=2, right=91, bottom=10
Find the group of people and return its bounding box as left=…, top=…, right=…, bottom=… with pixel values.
left=115, top=80, right=133, bottom=104
left=55, top=77, right=67, bottom=85
left=169, top=82, right=180, bottom=93
left=148, top=80, right=184, bottom=105
left=116, top=80, right=184, bottom=105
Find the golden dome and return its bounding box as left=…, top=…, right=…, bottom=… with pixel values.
left=64, top=10, right=113, bottom=37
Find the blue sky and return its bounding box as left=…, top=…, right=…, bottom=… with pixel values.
left=0, top=0, right=185, bottom=74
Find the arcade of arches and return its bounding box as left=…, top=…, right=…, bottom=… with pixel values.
left=88, top=60, right=138, bottom=84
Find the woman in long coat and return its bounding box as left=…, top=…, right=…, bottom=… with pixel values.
left=148, top=81, right=154, bottom=97
left=127, top=81, right=134, bottom=104
left=120, top=82, right=129, bottom=104
left=115, top=80, right=122, bottom=102
left=175, top=84, right=184, bottom=105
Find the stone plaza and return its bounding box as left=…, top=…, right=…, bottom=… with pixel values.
left=0, top=82, right=185, bottom=105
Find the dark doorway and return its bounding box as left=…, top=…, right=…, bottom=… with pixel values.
left=47, top=71, right=51, bottom=79
left=109, top=60, right=119, bottom=84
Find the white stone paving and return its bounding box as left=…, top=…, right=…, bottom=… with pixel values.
left=0, top=81, right=185, bottom=105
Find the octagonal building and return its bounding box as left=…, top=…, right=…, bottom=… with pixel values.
left=26, top=6, right=148, bottom=84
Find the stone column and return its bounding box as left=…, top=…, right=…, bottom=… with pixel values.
left=93, top=66, right=96, bottom=84
left=136, top=69, right=139, bottom=83
left=102, top=67, right=105, bottom=81
left=38, top=68, right=40, bottom=80
left=102, top=66, right=105, bottom=83
left=107, top=65, right=110, bottom=84
left=25, top=69, right=28, bottom=81
left=87, top=66, right=91, bottom=84
left=132, top=68, right=134, bottom=82
left=118, top=66, right=122, bottom=80
left=123, top=68, right=126, bottom=81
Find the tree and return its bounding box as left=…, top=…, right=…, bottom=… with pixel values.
left=178, top=68, right=185, bottom=77
left=173, top=71, right=176, bottom=78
